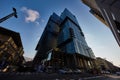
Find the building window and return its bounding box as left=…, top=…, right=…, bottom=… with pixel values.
left=69, top=28, right=75, bottom=38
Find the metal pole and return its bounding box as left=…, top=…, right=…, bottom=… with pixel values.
left=0, top=8, right=17, bottom=23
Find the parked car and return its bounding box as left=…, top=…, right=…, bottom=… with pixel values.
left=46, top=66, right=53, bottom=73
left=105, top=71, right=110, bottom=74
left=58, top=68, right=73, bottom=74
left=116, top=72, right=120, bottom=75
left=58, top=69, right=68, bottom=74
left=101, top=70, right=110, bottom=74
left=73, top=69, right=82, bottom=74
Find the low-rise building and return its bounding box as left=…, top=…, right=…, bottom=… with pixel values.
left=96, top=57, right=119, bottom=73
left=0, top=27, right=25, bottom=72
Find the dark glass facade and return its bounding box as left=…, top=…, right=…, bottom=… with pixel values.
left=33, top=13, right=61, bottom=65
left=58, top=9, right=95, bottom=58
left=33, top=9, right=96, bottom=70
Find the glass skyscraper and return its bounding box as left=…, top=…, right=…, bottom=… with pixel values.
left=58, top=9, right=95, bottom=58
left=33, top=9, right=96, bottom=71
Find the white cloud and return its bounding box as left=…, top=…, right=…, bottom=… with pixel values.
left=21, top=7, right=40, bottom=23
left=35, top=21, right=40, bottom=25
left=41, top=19, right=45, bottom=23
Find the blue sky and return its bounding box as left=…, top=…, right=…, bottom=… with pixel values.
left=0, top=0, right=120, bottom=67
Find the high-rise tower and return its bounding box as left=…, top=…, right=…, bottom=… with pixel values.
left=33, top=9, right=96, bottom=71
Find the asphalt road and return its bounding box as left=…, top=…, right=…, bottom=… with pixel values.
left=84, top=75, right=120, bottom=80
left=0, top=72, right=120, bottom=80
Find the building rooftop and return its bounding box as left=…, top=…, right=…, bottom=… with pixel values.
left=0, top=26, right=23, bottom=48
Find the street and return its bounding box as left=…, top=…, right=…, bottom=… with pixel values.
left=0, top=72, right=120, bottom=80
left=84, top=74, right=120, bottom=80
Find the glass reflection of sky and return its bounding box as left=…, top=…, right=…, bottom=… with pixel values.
left=47, top=52, right=52, bottom=61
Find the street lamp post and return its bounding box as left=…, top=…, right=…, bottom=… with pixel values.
left=0, top=8, right=17, bottom=23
